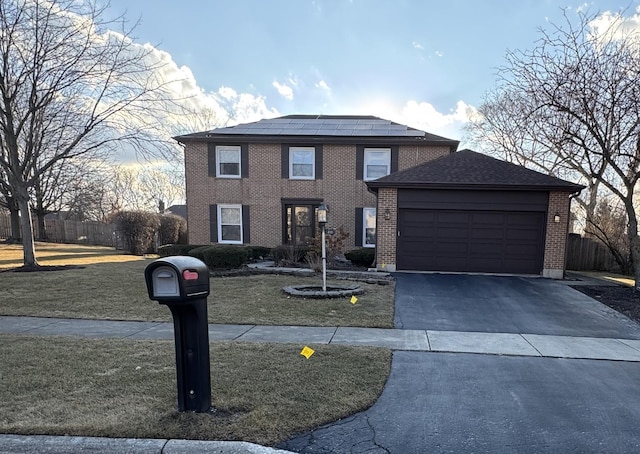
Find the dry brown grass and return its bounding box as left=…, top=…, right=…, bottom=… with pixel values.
left=0, top=242, right=146, bottom=268
left=0, top=246, right=394, bottom=327
left=0, top=334, right=391, bottom=445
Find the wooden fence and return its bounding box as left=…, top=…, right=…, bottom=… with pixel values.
left=565, top=233, right=619, bottom=272
left=0, top=214, right=119, bottom=247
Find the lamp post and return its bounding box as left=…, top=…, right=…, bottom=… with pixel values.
left=317, top=203, right=328, bottom=292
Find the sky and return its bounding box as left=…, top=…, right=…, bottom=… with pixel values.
left=99, top=0, right=640, bottom=146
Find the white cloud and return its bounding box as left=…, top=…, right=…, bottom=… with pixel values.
left=435, top=50, right=444, bottom=57
left=315, top=80, right=331, bottom=93
left=272, top=80, right=294, bottom=100
left=398, top=100, right=476, bottom=141
left=588, top=6, right=640, bottom=42
left=354, top=99, right=476, bottom=143
left=412, top=41, right=424, bottom=50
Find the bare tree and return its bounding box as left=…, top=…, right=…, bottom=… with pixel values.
left=465, top=9, right=640, bottom=288
left=0, top=0, right=180, bottom=267
left=585, top=201, right=632, bottom=274
left=0, top=168, right=20, bottom=241
left=104, top=164, right=184, bottom=213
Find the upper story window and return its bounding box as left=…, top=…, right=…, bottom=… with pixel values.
left=289, top=147, right=315, bottom=179
left=216, top=146, right=241, bottom=178
left=364, top=148, right=391, bottom=181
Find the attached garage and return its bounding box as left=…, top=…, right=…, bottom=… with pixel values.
left=367, top=150, right=584, bottom=278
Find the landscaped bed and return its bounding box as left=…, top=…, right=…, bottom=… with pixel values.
left=572, top=285, right=640, bottom=324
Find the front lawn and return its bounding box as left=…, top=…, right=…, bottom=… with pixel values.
left=0, top=259, right=395, bottom=328
left=0, top=334, right=391, bottom=445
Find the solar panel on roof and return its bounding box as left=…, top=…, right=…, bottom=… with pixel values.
left=199, top=116, right=451, bottom=139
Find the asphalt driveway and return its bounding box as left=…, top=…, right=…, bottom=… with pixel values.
left=393, top=273, right=640, bottom=338
left=279, top=273, right=640, bottom=453
left=280, top=351, right=640, bottom=453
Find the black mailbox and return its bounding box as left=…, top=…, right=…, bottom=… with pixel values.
left=145, top=256, right=210, bottom=302
left=145, top=256, right=212, bottom=413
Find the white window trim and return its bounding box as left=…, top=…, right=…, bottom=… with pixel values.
left=216, top=145, right=241, bottom=178
left=363, top=207, right=376, bottom=248
left=363, top=148, right=391, bottom=181
left=217, top=204, right=243, bottom=244
left=289, top=146, right=315, bottom=180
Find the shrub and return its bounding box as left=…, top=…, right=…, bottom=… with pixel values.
left=345, top=247, right=375, bottom=267
left=158, top=214, right=187, bottom=246
left=187, top=245, right=211, bottom=262
left=307, top=225, right=350, bottom=265
left=157, top=244, right=206, bottom=257
left=114, top=211, right=160, bottom=255
left=271, top=244, right=308, bottom=266
left=246, top=245, right=271, bottom=261
left=202, top=245, right=250, bottom=269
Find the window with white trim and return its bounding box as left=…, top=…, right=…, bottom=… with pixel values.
left=216, top=146, right=241, bottom=178
left=289, top=147, right=315, bottom=179
left=217, top=204, right=243, bottom=244
left=363, top=208, right=376, bottom=248
left=364, top=148, right=391, bottom=181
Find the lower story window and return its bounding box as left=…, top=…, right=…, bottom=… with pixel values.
left=363, top=208, right=376, bottom=247
left=218, top=204, right=243, bottom=244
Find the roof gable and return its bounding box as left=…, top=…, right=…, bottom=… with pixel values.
left=367, top=149, right=584, bottom=192
left=174, top=114, right=459, bottom=148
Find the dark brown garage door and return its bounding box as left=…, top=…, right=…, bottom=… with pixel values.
left=396, top=209, right=545, bottom=274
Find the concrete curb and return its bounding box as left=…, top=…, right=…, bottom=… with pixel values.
left=0, top=434, right=295, bottom=453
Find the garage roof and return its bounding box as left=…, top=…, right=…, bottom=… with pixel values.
left=174, top=115, right=459, bottom=148
left=367, top=149, right=585, bottom=192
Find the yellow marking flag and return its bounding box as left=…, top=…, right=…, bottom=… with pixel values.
left=350, top=295, right=358, bottom=304
left=300, top=346, right=315, bottom=359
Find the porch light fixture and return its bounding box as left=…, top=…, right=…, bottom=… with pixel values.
left=317, top=203, right=328, bottom=292
left=317, top=203, right=328, bottom=226
left=554, top=213, right=561, bottom=223
left=384, top=208, right=391, bottom=220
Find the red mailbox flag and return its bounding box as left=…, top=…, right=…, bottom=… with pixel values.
left=182, top=270, right=199, bottom=280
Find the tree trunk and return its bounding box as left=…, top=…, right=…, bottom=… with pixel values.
left=36, top=211, right=47, bottom=240
left=627, top=204, right=640, bottom=291
left=8, top=197, right=21, bottom=241
left=15, top=186, right=38, bottom=267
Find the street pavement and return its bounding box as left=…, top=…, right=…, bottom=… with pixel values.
left=3, top=272, right=640, bottom=453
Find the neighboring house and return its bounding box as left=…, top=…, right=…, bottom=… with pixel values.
left=164, top=204, right=187, bottom=220
left=175, top=114, right=582, bottom=278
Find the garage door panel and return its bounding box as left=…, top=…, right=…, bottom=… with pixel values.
left=397, top=209, right=544, bottom=274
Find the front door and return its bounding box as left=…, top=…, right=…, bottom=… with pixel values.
left=284, top=203, right=318, bottom=245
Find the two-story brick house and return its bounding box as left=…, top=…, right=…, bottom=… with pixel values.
left=175, top=114, right=582, bottom=278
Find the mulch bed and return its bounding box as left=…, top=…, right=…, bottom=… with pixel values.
left=572, top=285, right=640, bottom=323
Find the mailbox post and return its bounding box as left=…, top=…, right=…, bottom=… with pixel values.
left=145, top=256, right=211, bottom=412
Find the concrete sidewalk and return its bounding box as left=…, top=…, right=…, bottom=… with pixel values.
left=0, top=434, right=294, bottom=453
left=3, top=315, right=640, bottom=362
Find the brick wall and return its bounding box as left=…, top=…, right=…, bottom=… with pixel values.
left=543, top=191, right=571, bottom=278
left=398, top=145, right=452, bottom=169
left=375, top=188, right=398, bottom=271
left=185, top=142, right=448, bottom=248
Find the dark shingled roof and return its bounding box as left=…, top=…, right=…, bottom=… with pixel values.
left=367, top=149, right=584, bottom=192
left=174, top=115, right=459, bottom=148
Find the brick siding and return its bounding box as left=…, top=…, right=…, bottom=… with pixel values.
left=185, top=142, right=448, bottom=248
left=375, top=188, right=398, bottom=271
left=543, top=191, right=572, bottom=278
